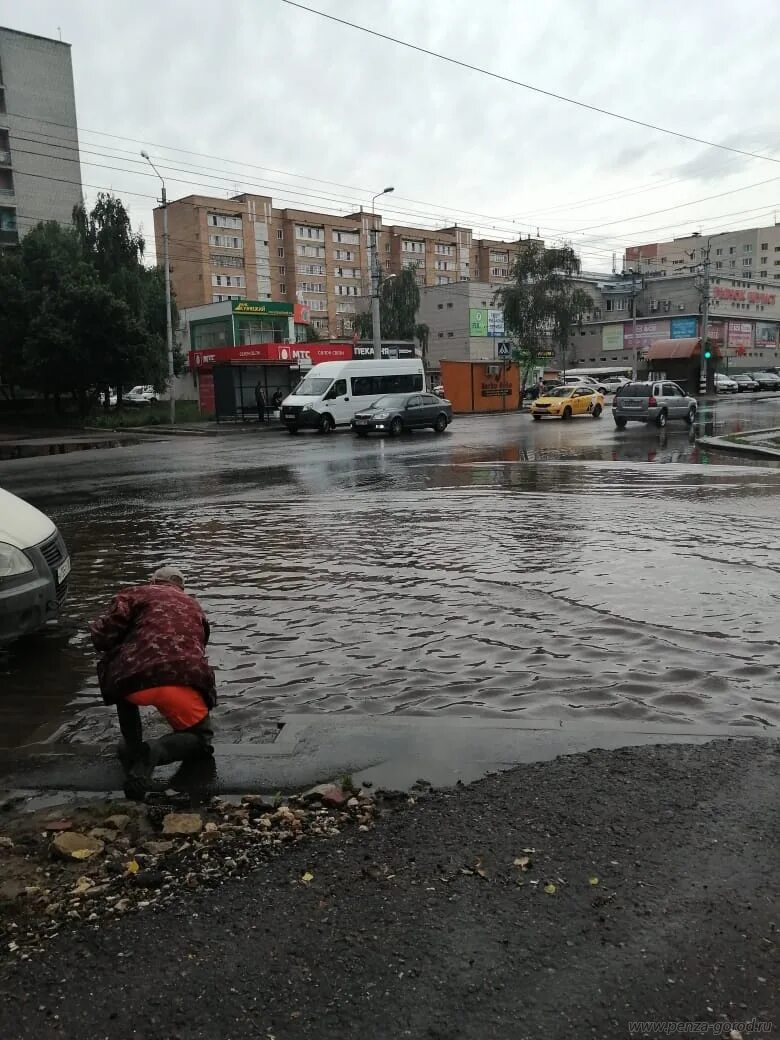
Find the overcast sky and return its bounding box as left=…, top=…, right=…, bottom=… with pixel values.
left=3, top=0, right=780, bottom=271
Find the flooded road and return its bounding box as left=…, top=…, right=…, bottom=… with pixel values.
left=2, top=395, right=780, bottom=749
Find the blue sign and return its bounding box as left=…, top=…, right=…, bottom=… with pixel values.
left=497, top=342, right=511, bottom=358
left=670, top=316, right=698, bottom=339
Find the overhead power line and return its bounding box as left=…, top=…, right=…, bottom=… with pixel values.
left=278, top=0, right=780, bottom=167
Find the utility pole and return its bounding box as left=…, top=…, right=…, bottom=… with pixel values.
left=698, top=240, right=711, bottom=395
left=141, top=151, right=175, bottom=425
left=371, top=187, right=394, bottom=359
left=627, top=267, right=642, bottom=379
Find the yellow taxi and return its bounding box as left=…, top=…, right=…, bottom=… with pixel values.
left=530, top=384, right=605, bottom=421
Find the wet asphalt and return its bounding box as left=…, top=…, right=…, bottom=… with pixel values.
left=1, top=395, right=780, bottom=751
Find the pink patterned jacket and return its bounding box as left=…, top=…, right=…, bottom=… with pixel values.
left=90, top=583, right=216, bottom=708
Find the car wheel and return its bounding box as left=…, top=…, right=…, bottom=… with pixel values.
left=390, top=417, right=403, bottom=437
left=655, top=409, right=668, bottom=428
left=562, top=406, right=572, bottom=420
left=286, top=426, right=299, bottom=435
left=592, top=404, right=602, bottom=419
left=319, top=414, right=335, bottom=434
left=532, top=414, right=542, bottom=421
left=685, top=406, right=696, bottom=426
left=433, top=414, right=448, bottom=433
left=614, top=417, right=627, bottom=429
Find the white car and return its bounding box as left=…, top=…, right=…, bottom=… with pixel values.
left=562, top=374, right=609, bottom=394
left=714, top=373, right=739, bottom=394
left=124, top=385, right=159, bottom=405
left=600, top=376, right=630, bottom=394
left=0, top=489, right=70, bottom=644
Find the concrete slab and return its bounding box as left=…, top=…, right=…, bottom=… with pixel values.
left=0, top=714, right=766, bottom=799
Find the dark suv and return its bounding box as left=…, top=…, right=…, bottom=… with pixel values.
left=612, top=381, right=697, bottom=429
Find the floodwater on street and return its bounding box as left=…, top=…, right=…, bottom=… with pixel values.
left=2, top=395, right=780, bottom=751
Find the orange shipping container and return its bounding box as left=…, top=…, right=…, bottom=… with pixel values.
left=440, top=360, right=520, bottom=414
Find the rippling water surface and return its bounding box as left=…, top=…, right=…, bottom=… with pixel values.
left=2, top=404, right=780, bottom=748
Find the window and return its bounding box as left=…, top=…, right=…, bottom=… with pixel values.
left=491, top=267, right=509, bottom=277
left=296, top=225, right=324, bottom=240
left=760, top=271, right=767, bottom=278
left=385, top=243, right=390, bottom=253
left=277, top=247, right=284, bottom=258
left=212, top=293, right=244, bottom=302
left=334, top=249, right=355, bottom=261
left=352, top=373, right=423, bottom=396
left=743, top=258, right=752, bottom=267
left=210, top=254, right=244, bottom=268
left=279, top=283, right=286, bottom=294
left=729, top=260, right=736, bottom=268
left=605, top=297, right=627, bottom=311
left=435, top=244, right=454, bottom=256
left=775, top=246, right=780, bottom=252
left=446, top=331, right=454, bottom=337
left=775, top=260, right=780, bottom=266
left=303, top=298, right=328, bottom=311
left=299, top=263, right=324, bottom=275
left=385, top=260, right=391, bottom=270
left=744, top=244, right=753, bottom=253
left=336, top=284, right=359, bottom=296
left=297, top=245, right=325, bottom=258
left=490, top=251, right=509, bottom=263
left=729, top=246, right=736, bottom=254
left=208, top=234, right=243, bottom=249
left=212, top=274, right=245, bottom=287
left=402, top=239, right=424, bottom=253
left=336, top=302, right=356, bottom=313
left=278, top=266, right=285, bottom=276
left=336, top=267, right=358, bottom=278
left=715, top=261, right=723, bottom=269
left=208, top=213, right=241, bottom=229
left=715, top=248, right=723, bottom=256
left=761, top=256, right=768, bottom=264
left=436, top=276, right=449, bottom=285
left=435, top=260, right=451, bottom=271
left=332, top=230, right=359, bottom=244
left=276, top=229, right=284, bottom=240
left=300, top=281, right=325, bottom=293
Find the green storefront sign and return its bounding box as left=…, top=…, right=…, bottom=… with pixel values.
left=469, top=308, right=488, bottom=337
left=232, top=300, right=294, bottom=316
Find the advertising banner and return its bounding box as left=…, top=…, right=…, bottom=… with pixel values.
left=623, top=319, right=670, bottom=352
left=487, top=309, right=505, bottom=337
left=706, top=321, right=726, bottom=344
left=670, top=317, right=698, bottom=338
left=232, top=300, right=294, bottom=316
left=189, top=342, right=353, bottom=368
left=602, top=324, right=624, bottom=352
left=756, top=322, right=779, bottom=347
left=726, top=322, right=753, bottom=355
left=469, top=308, right=488, bottom=337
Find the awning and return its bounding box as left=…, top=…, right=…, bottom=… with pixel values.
left=646, top=337, right=702, bottom=361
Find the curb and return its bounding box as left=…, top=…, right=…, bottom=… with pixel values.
left=697, top=434, right=780, bottom=459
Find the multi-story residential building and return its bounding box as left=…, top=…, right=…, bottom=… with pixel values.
left=625, top=223, right=780, bottom=284
left=157, top=191, right=530, bottom=338
left=0, top=26, right=83, bottom=245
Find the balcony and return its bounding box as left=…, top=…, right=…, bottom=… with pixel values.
left=0, top=227, right=18, bottom=246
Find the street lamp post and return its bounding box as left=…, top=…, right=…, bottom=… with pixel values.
left=371, top=186, right=394, bottom=359
left=141, top=150, right=175, bottom=425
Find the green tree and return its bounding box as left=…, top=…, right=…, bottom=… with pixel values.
left=494, top=242, right=592, bottom=388
left=73, top=193, right=175, bottom=404
left=414, top=322, right=430, bottom=369
left=355, top=266, right=421, bottom=342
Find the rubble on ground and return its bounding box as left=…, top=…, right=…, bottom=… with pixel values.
left=0, top=780, right=396, bottom=960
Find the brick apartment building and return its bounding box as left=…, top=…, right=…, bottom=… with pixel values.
left=154, top=191, right=531, bottom=338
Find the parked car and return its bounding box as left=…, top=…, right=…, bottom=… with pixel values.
left=613, top=381, right=697, bottom=429
left=600, top=376, right=630, bottom=395
left=0, top=489, right=70, bottom=645
left=124, top=385, right=159, bottom=405
left=714, top=373, right=739, bottom=394
left=531, top=384, right=605, bottom=420
left=731, top=373, right=759, bottom=392
left=352, top=392, right=453, bottom=436
left=748, top=371, right=780, bottom=391
left=560, top=374, right=608, bottom=394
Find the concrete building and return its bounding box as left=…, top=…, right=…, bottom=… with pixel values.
left=417, top=282, right=514, bottom=375
left=157, top=190, right=532, bottom=338
left=566, top=271, right=780, bottom=372
left=0, top=26, right=83, bottom=245
left=625, top=223, right=780, bottom=284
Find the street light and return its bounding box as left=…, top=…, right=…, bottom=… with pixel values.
left=141, top=150, right=175, bottom=425
left=371, top=186, right=394, bottom=359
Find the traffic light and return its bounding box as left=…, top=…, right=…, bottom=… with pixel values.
left=703, top=342, right=712, bottom=361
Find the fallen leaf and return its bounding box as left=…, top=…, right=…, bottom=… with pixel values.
left=301, top=871, right=314, bottom=884
left=522, top=848, right=537, bottom=854
left=474, top=858, right=487, bottom=879
left=589, top=876, right=599, bottom=886
left=71, top=849, right=95, bottom=861
left=513, top=856, right=531, bottom=870
left=543, top=882, right=557, bottom=895
left=126, top=860, right=140, bottom=875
